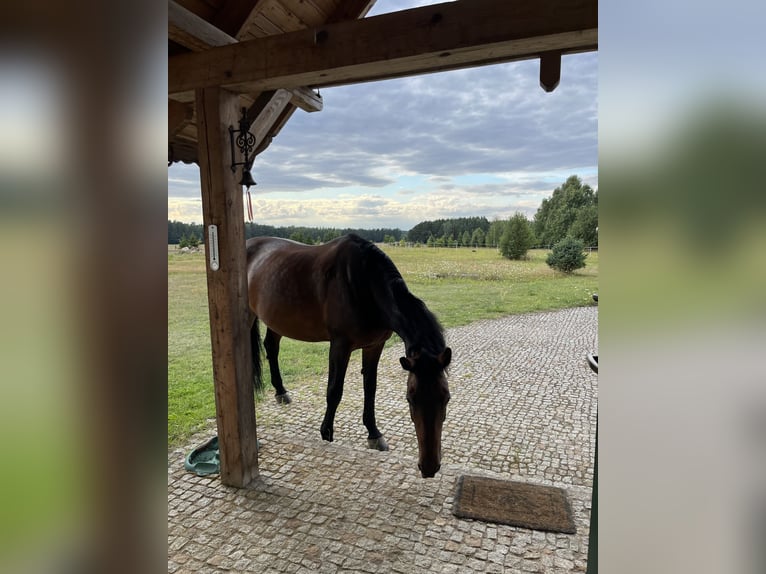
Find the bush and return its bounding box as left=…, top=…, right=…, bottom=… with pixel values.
left=178, top=233, right=200, bottom=249
left=546, top=236, right=587, bottom=273
left=499, top=213, right=534, bottom=260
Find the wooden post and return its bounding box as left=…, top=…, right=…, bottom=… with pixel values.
left=196, top=86, right=258, bottom=487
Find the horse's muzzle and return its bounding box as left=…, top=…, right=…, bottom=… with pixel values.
left=418, top=462, right=441, bottom=478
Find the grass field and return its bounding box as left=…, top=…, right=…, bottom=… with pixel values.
left=168, top=244, right=598, bottom=446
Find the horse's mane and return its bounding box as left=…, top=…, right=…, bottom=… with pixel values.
left=347, top=234, right=446, bottom=357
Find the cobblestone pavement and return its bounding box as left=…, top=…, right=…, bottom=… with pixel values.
left=169, top=306, right=598, bottom=573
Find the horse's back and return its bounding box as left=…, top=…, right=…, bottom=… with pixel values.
left=246, top=235, right=392, bottom=347
left=246, top=237, right=330, bottom=341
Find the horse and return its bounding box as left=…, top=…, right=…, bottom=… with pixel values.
left=245, top=233, right=452, bottom=478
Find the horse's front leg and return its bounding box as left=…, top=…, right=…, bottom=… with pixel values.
left=320, top=338, right=351, bottom=442
left=362, top=342, right=389, bottom=451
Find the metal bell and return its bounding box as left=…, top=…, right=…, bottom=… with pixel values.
left=238, top=168, right=257, bottom=189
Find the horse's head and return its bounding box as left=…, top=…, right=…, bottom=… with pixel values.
left=400, top=347, right=452, bottom=478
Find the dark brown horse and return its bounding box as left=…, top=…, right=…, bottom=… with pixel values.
left=246, top=234, right=451, bottom=477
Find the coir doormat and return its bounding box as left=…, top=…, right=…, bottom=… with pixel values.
left=452, top=475, right=576, bottom=534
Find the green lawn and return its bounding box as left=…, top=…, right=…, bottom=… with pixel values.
left=168, top=245, right=598, bottom=446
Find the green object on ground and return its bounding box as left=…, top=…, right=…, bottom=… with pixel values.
left=184, top=436, right=220, bottom=476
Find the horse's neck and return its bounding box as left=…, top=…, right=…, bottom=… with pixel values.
left=364, top=257, right=443, bottom=354
left=388, top=288, right=441, bottom=355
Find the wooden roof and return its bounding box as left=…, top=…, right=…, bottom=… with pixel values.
left=169, top=0, right=366, bottom=164
left=168, top=0, right=597, bottom=165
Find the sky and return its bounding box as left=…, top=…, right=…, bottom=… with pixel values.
left=167, top=1, right=598, bottom=231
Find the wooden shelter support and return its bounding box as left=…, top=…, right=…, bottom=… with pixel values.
left=539, top=51, right=562, bottom=92
left=169, top=0, right=597, bottom=97
left=196, top=86, right=259, bottom=487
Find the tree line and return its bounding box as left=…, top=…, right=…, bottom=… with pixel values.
left=168, top=175, right=597, bottom=259
left=407, top=216, right=490, bottom=245
left=168, top=220, right=405, bottom=246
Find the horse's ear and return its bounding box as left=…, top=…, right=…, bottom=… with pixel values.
left=439, top=347, right=452, bottom=369
left=400, top=357, right=414, bottom=371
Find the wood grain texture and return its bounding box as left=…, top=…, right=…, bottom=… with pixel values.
left=196, top=86, right=259, bottom=487
left=169, top=0, right=597, bottom=95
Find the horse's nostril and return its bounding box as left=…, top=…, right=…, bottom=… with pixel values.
left=419, top=462, right=440, bottom=478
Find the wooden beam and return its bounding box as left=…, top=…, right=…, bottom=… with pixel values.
left=253, top=104, right=297, bottom=157
left=169, top=0, right=324, bottom=114
left=326, top=0, right=376, bottom=24
left=169, top=0, right=597, bottom=96
left=169, top=0, right=236, bottom=52
left=168, top=99, right=193, bottom=137
left=195, top=86, right=259, bottom=488
left=539, top=51, right=562, bottom=92
left=212, top=0, right=266, bottom=38
left=169, top=0, right=238, bottom=50
left=289, top=86, right=323, bottom=112
left=246, top=89, right=293, bottom=146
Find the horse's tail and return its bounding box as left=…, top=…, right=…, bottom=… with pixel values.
left=250, top=316, right=264, bottom=393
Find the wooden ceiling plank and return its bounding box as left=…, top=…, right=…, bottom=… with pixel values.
left=169, top=0, right=237, bottom=48
left=261, top=1, right=306, bottom=33
left=174, top=0, right=220, bottom=22
left=287, top=0, right=330, bottom=28
left=241, top=12, right=285, bottom=37
left=169, top=0, right=597, bottom=96
left=326, top=0, right=375, bottom=24
left=212, top=0, right=266, bottom=37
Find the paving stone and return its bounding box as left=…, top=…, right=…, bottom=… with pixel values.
left=168, top=308, right=597, bottom=574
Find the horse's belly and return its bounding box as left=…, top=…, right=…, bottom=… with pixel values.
left=264, top=317, right=330, bottom=342
left=255, top=299, right=330, bottom=342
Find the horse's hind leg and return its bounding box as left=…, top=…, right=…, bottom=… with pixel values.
left=362, top=342, right=389, bottom=451
left=264, top=328, right=291, bottom=404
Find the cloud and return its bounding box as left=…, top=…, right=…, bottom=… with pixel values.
left=229, top=181, right=557, bottom=229
left=167, top=164, right=202, bottom=198
left=168, top=50, right=598, bottom=228
left=167, top=197, right=203, bottom=222
left=261, top=57, right=596, bottom=190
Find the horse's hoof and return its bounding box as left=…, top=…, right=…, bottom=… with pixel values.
left=367, top=436, right=389, bottom=451
left=275, top=392, right=291, bottom=404
left=320, top=426, right=333, bottom=442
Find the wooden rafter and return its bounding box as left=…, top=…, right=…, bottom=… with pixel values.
left=169, top=0, right=597, bottom=96
left=169, top=0, right=323, bottom=164
left=212, top=0, right=266, bottom=37
left=169, top=0, right=323, bottom=112
left=326, top=0, right=376, bottom=24
left=169, top=99, right=194, bottom=137
left=169, top=0, right=237, bottom=49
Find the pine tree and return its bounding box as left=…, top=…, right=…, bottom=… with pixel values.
left=499, top=213, right=534, bottom=260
